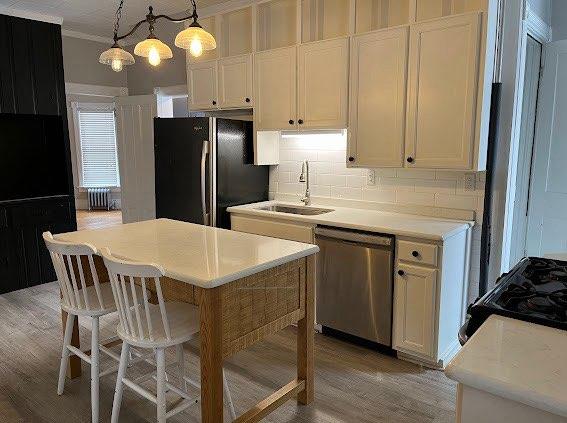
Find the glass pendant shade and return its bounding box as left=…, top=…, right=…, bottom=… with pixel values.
left=175, top=23, right=216, bottom=57
left=134, top=35, right=173, bottom=66
left=99, top=45, right=135, bottom=72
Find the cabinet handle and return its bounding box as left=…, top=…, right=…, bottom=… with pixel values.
left=298, top=119, right=304, bottom=124
left=348, top=156, right=355, bottom=162
left=245, top=97, right=250, bottom=103
left=406, top=157, right=414, bottom=163
left=289, top=119, right=294, bottom=125
left=212, top=100, right=217, bottom=105
left=412, top=250, right=419, bottom=257
left=398, top=270, right=405, bottom=276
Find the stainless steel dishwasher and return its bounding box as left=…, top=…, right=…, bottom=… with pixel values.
left=315, top=226, right=394, bottom=346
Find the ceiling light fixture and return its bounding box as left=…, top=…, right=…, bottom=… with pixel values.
left=99, top=0, right=215, bottom=71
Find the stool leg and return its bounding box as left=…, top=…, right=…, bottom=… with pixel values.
left=176, top=344, right=187, bottom=392
left=57, top=313, right=75, bottom=395
left=91, top=317, right=100, bottom=423
left=111, top=342, right=130, bottom=423
left=156, top=348, right=167, bottom=423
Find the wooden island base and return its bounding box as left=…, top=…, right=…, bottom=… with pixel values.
left=62, top=254, right=315, bottom=422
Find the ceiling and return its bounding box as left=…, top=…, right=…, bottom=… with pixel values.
left=0, top=0, right=228, bottom=38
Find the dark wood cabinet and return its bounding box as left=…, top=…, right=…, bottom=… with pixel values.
left=0, top=14, right=76, bottom=294
left=0, top=15, right=66, bottom=116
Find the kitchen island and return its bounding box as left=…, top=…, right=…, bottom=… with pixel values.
left=55, top=218, right=319, bottom=422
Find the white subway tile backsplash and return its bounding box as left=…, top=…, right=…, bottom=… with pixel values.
left=279, top=182, right=302, bottom=195
left=434, top=193, right=478, bottom=210
left=318, top=174, right=346, bottom=187
left=310, top=184, right=331, bottom=197
left=361, top=188, right=397, bottom=203
left=317, top=150, right=345, bottom=163
left=278, top=161, right=301, bottom=173
left=331, top=186, right=363, bottom=200
left=396, top=191, right=435, bottom=206
left=380, top=177, right=415, bottom=192
left=291, top=150, right=318, bottom=162
left=396, top=169, right=436, bottom=179
left=414, top=179, right=458, bottom=195
left=347, top=175, right=365, bottom=188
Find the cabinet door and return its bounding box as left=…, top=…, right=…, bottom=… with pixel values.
left=218, top=54, right=253, bottom=109
left=406, top=12, right=481, bottom=169
left=298, top=38, right=348, bottom=129
left=254, top=46, right=297, bottom=130
left=393, top=263, right=437, bottom=357
left=188, top=60, right=218, bottom=110
left=349, top=27, right=408, bottom=167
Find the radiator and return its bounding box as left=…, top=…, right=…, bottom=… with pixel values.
left=87, top=188, right=111, bottom=211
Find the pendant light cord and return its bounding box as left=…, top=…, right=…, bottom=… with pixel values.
left=113, top=0, right=125, bottom=42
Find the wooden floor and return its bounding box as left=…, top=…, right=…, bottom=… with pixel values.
left=76, top=210, right=122, bottom=230
left=0, top=281, right=457, bottom=422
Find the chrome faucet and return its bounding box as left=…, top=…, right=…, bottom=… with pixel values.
left=299, top=160, right=311, bottom=206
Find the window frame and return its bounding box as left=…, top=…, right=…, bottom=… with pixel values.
left=71, top=102, right=120, bottom=189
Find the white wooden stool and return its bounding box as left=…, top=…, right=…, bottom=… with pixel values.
left=43, top=232, right=145, bottom=422
left=101, top=248, right=236, bottom=423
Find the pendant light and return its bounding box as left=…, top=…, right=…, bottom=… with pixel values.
left=99, top=0, right=216, bottom=72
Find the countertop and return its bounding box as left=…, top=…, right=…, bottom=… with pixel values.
left=445, top=315, right=567, bottom=418
left=55, top=218, right=319, bottom=288
left=228, top=201, right=473, bottom=241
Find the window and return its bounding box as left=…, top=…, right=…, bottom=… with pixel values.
left=74, top=104, right=120, bottom=188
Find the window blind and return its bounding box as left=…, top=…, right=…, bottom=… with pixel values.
left=77, top=110, right=120, bottom=188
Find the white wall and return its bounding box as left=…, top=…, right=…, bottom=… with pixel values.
left=552, top=0, right=567, bottom=40
left=270, top=133, right=484, bottom=302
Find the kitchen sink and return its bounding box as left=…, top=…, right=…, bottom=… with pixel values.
left=257, top=204, right=334, bottom=215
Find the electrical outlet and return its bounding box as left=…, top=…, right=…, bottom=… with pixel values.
left=367, top=169, right=376, bottom=186
left=464, top=173, right=476, bottom=191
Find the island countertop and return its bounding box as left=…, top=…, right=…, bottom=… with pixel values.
left=55, top=218, right=319, bottom=288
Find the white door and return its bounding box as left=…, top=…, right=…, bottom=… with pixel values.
left=114, top=95, right=157, bottom=224
left=393, top=263, right=437, bottom=358
left=188, top=60, right=217, bottom=110
left=348, top=27, right=408, bottom=167
left=526, top=40, right=567, bottom=256
left=218, top=54, right=253, bottom=109
left=298, top=37, right=348, bottom=129
left=254, top=46, right=297, bottom=130
left=405, top=12, right=481, bottom=169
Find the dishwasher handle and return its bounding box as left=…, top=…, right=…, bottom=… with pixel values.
left=314, top=227, right=392, bottom=247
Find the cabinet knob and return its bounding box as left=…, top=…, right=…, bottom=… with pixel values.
left=348, top=156, right=355, bottom=162
left=412, top=250, right=419, bottom=257
left=212, top=100, right=217, bottom=105
left=289, top=119, right=294, bottom=125
left=298, top=119, right=304, bottom=124
left=406, top=157, right=414, bottom=163
left=398, top=270, right=405, bottom=276
left=245, top=97, right=250, bottom=103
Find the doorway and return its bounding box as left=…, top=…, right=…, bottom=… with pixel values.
left=509, top=35, right=542, bottom=264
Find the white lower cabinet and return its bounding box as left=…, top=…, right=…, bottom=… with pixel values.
left=393, top=263, right=437, bottom=357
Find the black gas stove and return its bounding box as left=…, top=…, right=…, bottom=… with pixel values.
left=459, top=257, right=567, bottom=344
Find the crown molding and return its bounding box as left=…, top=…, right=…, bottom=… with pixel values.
left=0, top=5, right=63, bottom=24
left=61, top=29, right=114, bottom=45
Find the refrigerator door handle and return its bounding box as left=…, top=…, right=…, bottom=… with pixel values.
left=201, top=140, right=209, bottom=225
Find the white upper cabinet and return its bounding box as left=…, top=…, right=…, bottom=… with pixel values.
left=405, top=12, right=481, bottom=169
left=348, top=27, right=408, bottom=167
left=298, top=38, right=349, bottom=129
left=218, top=54, right=253, bottom=109
left=188, top=60, right=218, bottom=110
left=254, top=46, right=297, bottom=131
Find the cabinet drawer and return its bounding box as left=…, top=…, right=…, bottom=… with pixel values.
left=397, top=240, right=438, bottom=266
left=231, top=214, right=314, bottom=243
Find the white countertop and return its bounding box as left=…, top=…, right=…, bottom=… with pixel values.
left=228, top=201, right=473, bottom=241
left=445, top=315, right=567, bottom=417
left=55, top=218, right=319, bottom=288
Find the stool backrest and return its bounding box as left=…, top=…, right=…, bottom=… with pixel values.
left=43, top=232, right=107, bottom=312
left=100, top=248, right=171, bottom=343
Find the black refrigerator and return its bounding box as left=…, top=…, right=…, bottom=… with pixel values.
left=154, top=117, right=269, bottom=229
